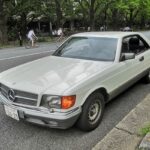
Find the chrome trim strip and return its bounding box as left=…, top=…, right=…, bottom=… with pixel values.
left=0, top=87, right=7, bottom=94
left=15, top=95, right=37, bottom=101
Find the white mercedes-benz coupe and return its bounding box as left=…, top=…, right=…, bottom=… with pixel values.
left=0, top=32, right=150, bottom=131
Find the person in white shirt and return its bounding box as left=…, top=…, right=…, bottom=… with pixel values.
left=57, top=28, right=64, bottom=42
left=57, top=28, right=63, bottom=36
left=27, top=29, right=38, bottom=47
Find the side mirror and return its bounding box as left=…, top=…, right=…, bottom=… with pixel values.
left=121, top=53, right=135, bottom=61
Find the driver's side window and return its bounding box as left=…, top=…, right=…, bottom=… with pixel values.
left=122, top=35, right=149, bottom=55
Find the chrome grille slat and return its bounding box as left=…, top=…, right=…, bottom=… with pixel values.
left=15, top=90, right=38, bottom=99
left=15, top=97, right=37, bottom=106
left=0, top=83, right=38, bottom=106
left=1, top=90, right=7, bottom=98
left=0, top=87, right=8, bottom=95
left=15, top=95, right=37, bottom=101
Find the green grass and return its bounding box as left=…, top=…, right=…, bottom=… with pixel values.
left=139, top=124, right=150, bottom=136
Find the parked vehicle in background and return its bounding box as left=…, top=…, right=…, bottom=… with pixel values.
left=0, top=32, right=150, bottom=131
left=123, top=26, right=133, bottom=32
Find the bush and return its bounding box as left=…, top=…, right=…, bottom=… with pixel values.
left=139, top=124, right=150, bottom=136
left=38, top=37, right=47, bottom=42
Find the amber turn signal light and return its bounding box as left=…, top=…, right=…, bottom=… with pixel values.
left=61, top=95, right=76, bottom=109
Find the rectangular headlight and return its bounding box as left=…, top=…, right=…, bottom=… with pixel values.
left=41, top=95, right=76, bottom=109
left=41, top=95, right=61, bottom=109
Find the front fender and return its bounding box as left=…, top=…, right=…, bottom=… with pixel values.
left=79, top=85, right=109, bottom=106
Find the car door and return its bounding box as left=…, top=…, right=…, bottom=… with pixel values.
left=107, top=35, right=149, bottom=98
left=121, top=35, right=150, bottom=77
left=135, top=35, right=150, bottom=72
left=127, top=35, right=150, bottom=75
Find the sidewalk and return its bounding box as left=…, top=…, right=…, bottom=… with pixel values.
left=93, top=94, right=150, bottom=150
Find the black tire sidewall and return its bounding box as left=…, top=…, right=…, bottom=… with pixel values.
left=143, top=71, right=150, bottom=84
left=77, top=92, right=105, bottom=131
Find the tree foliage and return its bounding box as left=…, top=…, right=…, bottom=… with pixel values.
left=1, top=0, right=150, bottom=43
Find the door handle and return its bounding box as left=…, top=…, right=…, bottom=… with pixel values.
left=139, top=56, right=144, bottom=61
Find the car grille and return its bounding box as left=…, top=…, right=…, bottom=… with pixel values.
left=0, top=83, right=38, bottom=106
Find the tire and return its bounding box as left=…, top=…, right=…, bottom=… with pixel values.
left=24, top=40, right=39, bottom=49
left=76, top=92, right=105, bottom=131
left=24, top=40, right=31, bottom=49
left=34, top=41, right=40, bottom=48
left=143, top=71, right=150, bottom=84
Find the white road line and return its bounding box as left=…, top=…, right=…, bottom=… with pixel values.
left=0, top=50, right=55, bottom=61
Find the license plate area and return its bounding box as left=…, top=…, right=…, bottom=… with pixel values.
left=4, top=105, right=19, bottom=121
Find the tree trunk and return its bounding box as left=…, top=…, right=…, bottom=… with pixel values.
left=54, top=0, right=63, bottom=28
left=0, top=0, right=8, bottom=44
left=128, top=9, right=139, bottom=27
left=49, top=22, right=52, bottom=35
left=70, top=20, right=74, bottom=31
left=38, top=21, right=41, bottom=32
left=129, top=9, right=133, bottom=27
left=89, top=0, right=96, bottom=30
left=20, top=13, right=27, bottom=38
left=111, top=9, right=119, bottom=30
left=0, top=18, right=8, bottom=44
left=140, top=14, right=145, bottom=29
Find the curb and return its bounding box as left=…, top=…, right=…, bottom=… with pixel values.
left=139, top=132, right=150, bottom=150
left=92, top=94, right=150, bottom=150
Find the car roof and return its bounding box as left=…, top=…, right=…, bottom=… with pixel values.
left=72, top=32, right=141, bottom=38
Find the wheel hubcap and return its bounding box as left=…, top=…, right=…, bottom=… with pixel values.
left=88, top=101, right=101, bottom=124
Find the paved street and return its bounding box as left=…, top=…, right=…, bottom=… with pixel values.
left=0, top=43, right=57, bottom=72
left=0, top=33, right=150, bottom=150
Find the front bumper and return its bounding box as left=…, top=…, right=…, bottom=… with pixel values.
left=0, top=94, right=81, bottom=129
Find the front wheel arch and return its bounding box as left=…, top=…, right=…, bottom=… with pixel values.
left=82, top=87, right=109, bottom=106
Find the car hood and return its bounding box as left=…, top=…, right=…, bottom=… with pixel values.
left=0, top=56, right=113, bottom=95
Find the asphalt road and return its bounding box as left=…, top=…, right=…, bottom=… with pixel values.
left=0, top=33, right=150, bottom=150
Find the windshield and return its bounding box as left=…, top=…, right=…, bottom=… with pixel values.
left=53, top=37, right=118, bottom=61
